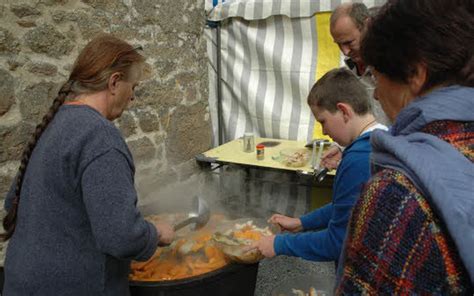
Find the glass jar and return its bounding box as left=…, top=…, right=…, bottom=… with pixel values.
left=256, top=144, right=265, bottom=160
left=243, top=133, right=255, bottom=152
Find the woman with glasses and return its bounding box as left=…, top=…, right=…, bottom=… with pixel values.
left=2, top=34, right=175, bottom=295
left=337, top=0, right=473, bottom=294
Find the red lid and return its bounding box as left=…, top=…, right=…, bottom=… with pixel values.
left=256, top=144, right=265, bottom=148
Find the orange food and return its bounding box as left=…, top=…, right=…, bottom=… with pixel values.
left=129, top=214, right=230, bottom=282
left=233, top=225, right=264, bottom=241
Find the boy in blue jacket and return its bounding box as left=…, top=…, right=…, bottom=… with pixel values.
left=250, top=67, right=387, bottom=262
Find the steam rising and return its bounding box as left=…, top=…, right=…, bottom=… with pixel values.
left=135, top=166, right=329, bottom=220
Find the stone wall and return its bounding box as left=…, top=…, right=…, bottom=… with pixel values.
left=0, top=1, right=211, bottom=207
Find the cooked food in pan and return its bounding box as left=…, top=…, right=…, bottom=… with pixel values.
left=129, top=214, right=230, bottom=281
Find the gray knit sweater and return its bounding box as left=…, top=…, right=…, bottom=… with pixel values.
left=3, top=105, right=158, bottom=295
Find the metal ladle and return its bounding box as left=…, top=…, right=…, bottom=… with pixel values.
left=173, top=196, right=211, bottom=231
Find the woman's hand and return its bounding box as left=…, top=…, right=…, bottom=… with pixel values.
left=153, top=221, right=175, bottom=246
left=268, top=214, right=302, bottom=233
left=248, top=235, right=276, bottom=258
left=321, top=145, right=342, bottom=170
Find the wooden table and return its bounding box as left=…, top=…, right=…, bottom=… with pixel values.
left=196, top=137, right=335, bottom=176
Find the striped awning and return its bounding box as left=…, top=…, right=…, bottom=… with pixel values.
left=205, top=0, right=386, bottom=145
left=206, top=0, right=386, bottom=21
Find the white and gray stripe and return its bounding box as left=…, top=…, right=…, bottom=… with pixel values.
left=207, top=0, right=387, bottom=21
left=205, top=0, right=387, bottom=212
left=206, top=0, right=386, bottom=144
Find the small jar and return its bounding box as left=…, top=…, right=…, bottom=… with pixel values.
left=256, top=144, right=265, bottom=160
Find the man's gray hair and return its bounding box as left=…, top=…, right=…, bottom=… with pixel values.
left=330, top=3, right=370, bottom=31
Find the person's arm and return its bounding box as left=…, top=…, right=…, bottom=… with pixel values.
left=299, top=203, right=333, bottom=230
left=274, top=228, right=339, bottom=261
left=81, top=148, right=159, bottom=262
left=269, top=204, right=333, bottom=233
left=273, top=198, right=354, bottom=261
left=274, top=152, right=371, bottom=261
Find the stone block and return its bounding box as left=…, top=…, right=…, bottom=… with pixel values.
left=154, top=133, right=165, bottom=146
left=165, top=103, right=211, bottom=164
left=81, top=0, right=127, bottom=12
left=0, top=123, right=34, bottom=163
left=127, top=136, right=156, bottom=163
left=131, top=0, right=159, bottom=24
left=10, top=4, right=41, bottom=18
left=153, top=1, right=197, bottom=34
left=26, top=61, right=58, bottom=76
left=19, top=81, right=60, bottom=123
left=39, top=0, right=69, bottom=6
left=136, top=108, right=160, bottom=133
left=117, top=111, right=136, bottom=138
left=0, top=27, right=20, bottom=54
left=51, top=10, right=71, bottom=23
left=152, top=55, right=178, bottom=80
left=75, top=10, right=110, bottom=40
left=23, top=24, right=73, bottom=57
left=175, top=72, right=197, bottom=88
left=0, top=174, right=14, bottom=201
left=134, top=79, right=181, bottom=111
left=109, top=26, right=142, bottom=42
left=7, top=54, right=29, bottom=71
left=0, top=69, right=15, bottom=115
left=17, top=19, right=37, bottom=28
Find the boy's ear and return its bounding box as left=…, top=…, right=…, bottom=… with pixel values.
left=336, top=102, right=353, bottom=122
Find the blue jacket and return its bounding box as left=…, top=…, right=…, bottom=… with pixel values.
left=274, top=132, right=372, bottom=261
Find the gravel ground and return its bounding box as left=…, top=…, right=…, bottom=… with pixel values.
left=255, top=256, right=336, bottom=296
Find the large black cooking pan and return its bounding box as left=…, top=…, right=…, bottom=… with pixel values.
left=130, top=200, right=260, bottom=296
left=129, top=262, right=259, bottom=296
left=0, top=264, right=258, bottom=296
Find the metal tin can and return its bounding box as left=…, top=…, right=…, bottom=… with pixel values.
left=256, top=144, right=265, bottom=160
left=243, top=133, right=255, bottom=152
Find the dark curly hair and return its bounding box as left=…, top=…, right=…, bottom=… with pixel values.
left=361, top=0, right=474, bottom=91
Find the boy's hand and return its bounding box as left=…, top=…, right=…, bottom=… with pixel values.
left=268, top=214, right=302, bottom=233
left=246, top=235, right=276, bottom=258
left=321, top=145, right=342, bottom=170
left=153, top=221, right=175, bottom=246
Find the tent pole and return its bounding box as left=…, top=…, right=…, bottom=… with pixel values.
left=216, top=23, right=223, bottom=145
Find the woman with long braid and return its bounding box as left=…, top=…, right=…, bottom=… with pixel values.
left=2, top=34, right=175, bottom=295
